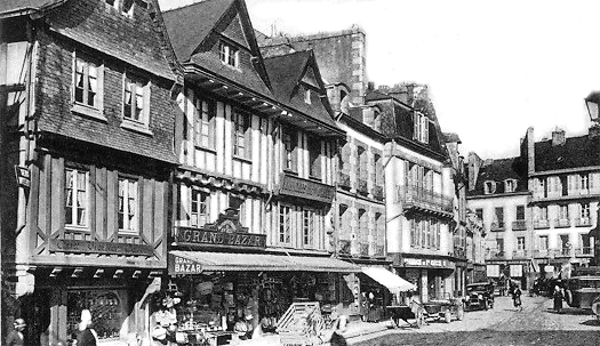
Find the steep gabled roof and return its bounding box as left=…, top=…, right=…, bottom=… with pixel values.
left=163, top=0, right=235, bottom=62
left=264, top=50, right=338, bottom=130
left=163, top=0, right=271, bottom=94
left=535, top=135, right=600, bottom=171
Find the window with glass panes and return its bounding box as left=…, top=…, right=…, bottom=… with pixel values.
left=516, top=205, right=525, bottom=220
left=558, top=204, right=569, bottom=219
left=538, top=236, right=548, bottom=250
left=279, top=205, right=291, bottom=244
left=65, top=168, right=88, bottom=227
left=194, top=97, right=215, bottom=149
left=118, top=177, right=137, bottom=233
left=219, top=42, right=239, bottom=68
left=308, top=135, right=321, bottom=179
left=282, top=128, right=297, bottom=171
left=74, top=57, right=98, bottom=107
left=190, top=190, right=209, bottom=227
left=123, top=76, right=146, bottom=124
left=229, top=195, right=245, bottom=224
left=580, top=203, right=590, bottom=219
left=303, top=209, right=314, bottom=247
left=232, top=111, right=250, bottom=158
left=517, top=236, right=525, bottom=250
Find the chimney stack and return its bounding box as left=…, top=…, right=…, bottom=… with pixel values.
left=552, top=127, right=566, bottom=147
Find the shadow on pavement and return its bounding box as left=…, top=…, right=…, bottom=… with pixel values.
left=356, top=330, right=600, bottom=346
left=580, top=319, right=600, bottom=326
left=545, top=308, right=594, bottom=316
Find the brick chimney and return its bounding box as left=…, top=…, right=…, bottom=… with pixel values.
left=552, top=127, right=566, bottom=147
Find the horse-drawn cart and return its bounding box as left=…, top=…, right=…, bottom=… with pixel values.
left=387, top=298, right=464, bottom=328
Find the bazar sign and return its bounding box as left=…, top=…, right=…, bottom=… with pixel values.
left=49, top=239, right=154, bottom=256
left=175, top=227, right=266, bottom=249
left=169, top=255, right=203, bottom=274
left=403, top=258, right=451, bottom=268
left=279, top=174, right=335, bottom=203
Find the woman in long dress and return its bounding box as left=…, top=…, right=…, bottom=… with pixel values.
left=552, top=285, right=563, bottom=313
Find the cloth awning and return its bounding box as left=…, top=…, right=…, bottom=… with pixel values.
left=169, top=250, right=361, bottom=274
left=361, top=267, right=417, bottom=293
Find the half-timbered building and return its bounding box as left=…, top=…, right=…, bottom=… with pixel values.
left=0, top=0, right=181, bottom=344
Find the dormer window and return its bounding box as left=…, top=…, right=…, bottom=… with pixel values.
left=304, top=88, right=312, bottom=104
left=105, top=0, right=135, bottom=18
left=504, top=179, right=517, bottom=193
left=413, top=112, right=429, bottom=144
left=219, top=42, right=239, bottom=68
left=484, top=180, right=496, bottom=194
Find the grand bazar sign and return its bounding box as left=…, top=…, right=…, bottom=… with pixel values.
left=173, top=208, right=266, bottom=250
left=403, top=258, right=455, bottom=269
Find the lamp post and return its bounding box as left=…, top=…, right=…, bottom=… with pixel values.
left=584, top=92, right=600, bottom=266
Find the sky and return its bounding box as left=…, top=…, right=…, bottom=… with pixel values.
left=159, top=0, right=600, bottom=159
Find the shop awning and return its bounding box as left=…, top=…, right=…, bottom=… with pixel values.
left=361, top=267, right=417, bottom=293
left=169, top=251, right=361, bottom=274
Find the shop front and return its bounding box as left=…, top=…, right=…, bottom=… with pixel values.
left=393, top=256, right=457, bottom=302
left=163, top=210, right=360, bottom=345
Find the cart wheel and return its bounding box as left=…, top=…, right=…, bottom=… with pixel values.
left=415, top=309, right=425, bottom=329
left=456, top=305, right=465, bottom=321
left=444, top=311, right=452, bottom=323
left=390, top=316, right=399, bottom=329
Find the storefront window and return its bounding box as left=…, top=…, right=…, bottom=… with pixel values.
left=67, top=290, right=123, bottom=341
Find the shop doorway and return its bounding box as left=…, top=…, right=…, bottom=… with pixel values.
left=20, top=289, right=51, bottom=346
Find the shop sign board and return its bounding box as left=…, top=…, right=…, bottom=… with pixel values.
left=487, top=264, right=500, bottom=277
left=174, top=227, right=266, bottom=249
left=510, top=264, right=523, bottom=277
left=169, top=254, right=203, bottom=274
left=49, top=239, right=154, bottom=256
left=174, top=208, right=266, bottom=250
left=402, top=258, right=453, bottom=269
left=279, top=173, right=336, bottom=203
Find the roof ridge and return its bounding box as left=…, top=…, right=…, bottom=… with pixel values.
left=261, top=25, right=364, bottom=46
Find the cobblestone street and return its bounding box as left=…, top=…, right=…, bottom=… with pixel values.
left=352, top=296, right=600, bottom=346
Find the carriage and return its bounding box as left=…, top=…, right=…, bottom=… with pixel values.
left=387, top=296, right=464, bottom=328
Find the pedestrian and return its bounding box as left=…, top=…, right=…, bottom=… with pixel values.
left=330, top=314, right=348, bottom=346
left=512, top=285, right=522, bottom=311
left=6, top=318, right=26, bottom=346
left=77, top=310, right=98, bottom=346
left=552, top=285, right=563, bottom=313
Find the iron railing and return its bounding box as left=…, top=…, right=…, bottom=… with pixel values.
left=396, top=185, right=453, bottom=213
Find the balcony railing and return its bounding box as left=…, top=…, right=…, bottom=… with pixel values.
left=533, top=219, right=550, bottom=229
left=490, top=222, right=504, bottom=232
left=575, top=247, right=594, bottom=256
left=533, top=187, right=600, bottom=201
left=512, top=220, right=527, bottom=230
left=397, top=185, right=453, bottom=215
left=486, top=250, right=505, bottom=259
left=575, top=218, right=592, bottom=227
left=512, top=250, right=529, bottom=258
left=371, top=185, right=384, bottom=201
left=553, top=219, right=570, bottom=228
left=337, top=172, right=351, bottom=190
left=534, top=249, right=549, bottom=258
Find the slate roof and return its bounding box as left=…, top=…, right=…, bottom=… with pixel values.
left=470, top=157, right=528, bottom=196
left=263, top=50, right=337, bottom=129
left=163, top=0, right=271, bottom=96
left=534, top=135, right=600, bottom=171
left=163, top=0, right=235, bottom=63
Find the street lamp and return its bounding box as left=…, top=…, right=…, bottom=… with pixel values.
left=584, top=92, right=600, bottom=267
